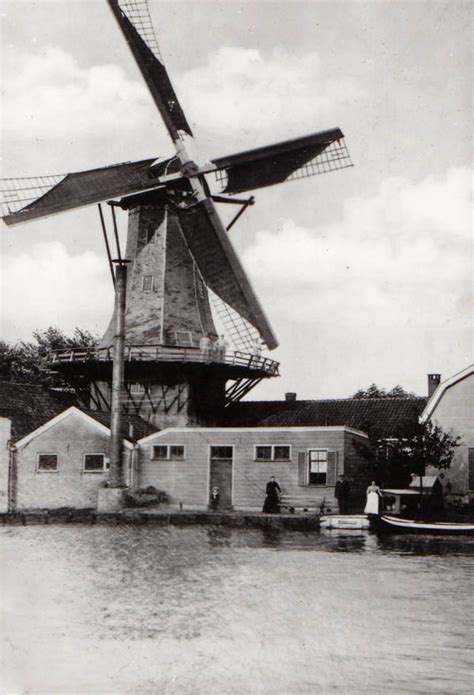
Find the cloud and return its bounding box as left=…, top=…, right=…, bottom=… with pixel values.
left=0, top=242, right=113, bottom=341
left=242, top=167, right=472, bottom=396
left=3, top=44, right=359, bottom=162
left=179, top=47, right=362, bottom=146
left=2, top=47, right=156, bottom=140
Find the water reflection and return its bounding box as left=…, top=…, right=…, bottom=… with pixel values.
left=2, top=524, right=473, bottom=695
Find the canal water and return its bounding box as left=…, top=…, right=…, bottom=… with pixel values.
left=1, top=525, right=472, bottom=694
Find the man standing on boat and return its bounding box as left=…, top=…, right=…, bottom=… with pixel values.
left=335, top=474, right=351, bottom=514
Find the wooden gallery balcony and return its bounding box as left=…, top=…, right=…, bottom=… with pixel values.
left=49, top=345, right=280, bottom=384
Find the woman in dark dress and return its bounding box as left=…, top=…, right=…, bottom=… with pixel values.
left=262, top=476, right=281, bottom=513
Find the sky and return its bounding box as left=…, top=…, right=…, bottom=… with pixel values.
left=0, top=0, right=472, bottom=400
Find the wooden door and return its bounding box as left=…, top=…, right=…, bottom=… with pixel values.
left=209, top=446, right=233, bottom=510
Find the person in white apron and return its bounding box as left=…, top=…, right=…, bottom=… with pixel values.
left=364, top=481, right=382, bottom=515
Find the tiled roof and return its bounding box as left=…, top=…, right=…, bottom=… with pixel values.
left=83, top=410, right=158, bottom=443
left=0, top=382, right=158, bottom=443
left=224, top=397, right=428, bottom=438
left=0, top=382, right=76, bottom=441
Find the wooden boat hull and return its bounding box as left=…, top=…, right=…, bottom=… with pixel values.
left=374, top=515, right=474, bottom=535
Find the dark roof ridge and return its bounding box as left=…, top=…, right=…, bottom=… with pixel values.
left=239, top=396, right=425, bottom=404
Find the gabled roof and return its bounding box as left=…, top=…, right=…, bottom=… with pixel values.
left=0, top=381, right=76, bottom=441
left=421, top=364, right=474, bottom=421
left=0, top=381, right=158, bottom=443
left=12, top=406, right=158, bottom=449
left=224, top=397, right=427, bottom=438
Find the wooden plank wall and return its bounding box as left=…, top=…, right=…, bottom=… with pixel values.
left=139, top=428, right=366, bottom=510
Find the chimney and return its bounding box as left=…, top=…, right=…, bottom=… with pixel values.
left=427, top=374, right=441, bottom=398
left=285, top=392, right=297, bottom=402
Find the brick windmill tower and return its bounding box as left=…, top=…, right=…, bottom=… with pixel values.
left=1, top=1, right=352, bottom=435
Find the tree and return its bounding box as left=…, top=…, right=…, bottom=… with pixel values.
left=353, top=417, right=461, bottom=489
left=351, top=383, right=417, bottom=398
left=0, top=327, right=98, bottom=386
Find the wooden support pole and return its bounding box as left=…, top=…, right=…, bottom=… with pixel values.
left=108, top=260, right=129, bottom=488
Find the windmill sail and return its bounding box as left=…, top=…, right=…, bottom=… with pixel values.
left=107, top=0, right=192, bottom=140
left=176, top=198, right=278, bottom=350
left=209, top=128, right=352, bottom=194
left=0, top=157, right=180, bottom=226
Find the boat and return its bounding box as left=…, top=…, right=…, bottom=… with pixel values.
left=374, top=514, right=474, bottom=535
left=320, top=514, right=370, bottom=530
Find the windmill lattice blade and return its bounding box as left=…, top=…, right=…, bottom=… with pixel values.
left=208, top=289, right=262, bottom=353
left=176, top=198, right=278, bottom=350
left=108, top=0, right=192, bottom=140
left=211, top=128, right=352, bottom=194
left=0, top=174, right=67, bottom=218
left=0, top=158, right=179, bottom=226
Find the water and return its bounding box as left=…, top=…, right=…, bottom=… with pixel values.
left=1, top=525, right=473, bottom=695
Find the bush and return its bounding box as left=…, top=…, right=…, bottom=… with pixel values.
left=125, top=488, right=169, bottom=508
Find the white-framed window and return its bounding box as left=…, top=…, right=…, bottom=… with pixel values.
left=37, top=453, right=58, bottom=473
left=255, top=445, right=291, bottom=462
left=130, top=383, right=146, bottom=394
left=308, top=450, right=327, bottom=485
left=210, top=446, right=233, bottom=460
left=142, top=275, right=154, bottom=291
left=151, top=444, right=185, bottom=460
left=83, top=453, right=109, bottom=473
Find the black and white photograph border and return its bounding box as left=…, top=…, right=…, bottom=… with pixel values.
left=0, top=1, right=472, bottom=694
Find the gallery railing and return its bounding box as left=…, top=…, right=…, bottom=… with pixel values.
left=50, top=345, right=280, bottom=376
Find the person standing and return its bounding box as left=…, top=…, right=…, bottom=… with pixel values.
left=364, top=481, right=382, bottom=516
left=216, top=334, right=228, bottom=363
left=262, top=476, right=281, bottom=514
left=210, top=486, right=220, bottom=512
left=199, top=333, right=211, bottom=362
left=334, top=474, right=350, bottom=514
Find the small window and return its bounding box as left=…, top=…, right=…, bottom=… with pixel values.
left=255, top=445, right=291, bottom=461
left=274, top=446, right=291, bottom=461
left=83, top=453, right=108, bottom=473
left=146, top=226, right=155, bottom=244
left=256, top=446, right=272, bottom=461
left=210, top=446, right=233, bottom=459
left=130, top=383, right=146, bottom=394
left=152, top=445, right=185, bottom=460
left=152, top=445, right=168, bottom=460
left=175, top=331, right=194, bottom=347
left=37, top=453, right=58, bottom=472
left=170, top=445, right=185, bottom=460
left=308, top=450, right=327, bottom=486
left=142, top=275, right=154, bottom=291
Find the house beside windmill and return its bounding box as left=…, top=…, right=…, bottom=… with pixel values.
left=421, top=365, right=474, bottom=498
left=1, top=379, right=432, bottom=513
left=0, top=383, right=157, bottom=512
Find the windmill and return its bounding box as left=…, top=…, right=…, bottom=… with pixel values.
left=1, top=1, right=353, bottom=485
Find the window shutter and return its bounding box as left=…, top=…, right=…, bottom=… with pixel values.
left=326, top=451, right=338, bottom=486
left=468, top=448, right=474, bottom=491
left=297, top=451, right=307, bottom=486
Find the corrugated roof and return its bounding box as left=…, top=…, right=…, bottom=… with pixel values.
left=224, top=397, right=427, bottom=438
